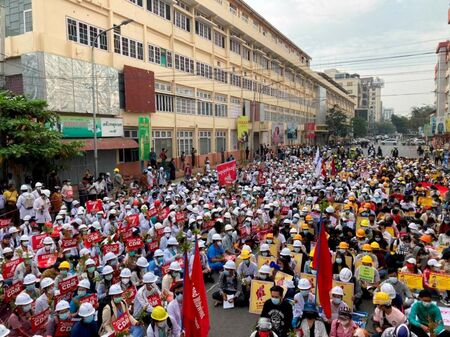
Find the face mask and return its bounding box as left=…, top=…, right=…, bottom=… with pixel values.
left=59, top=312, right=69, bottom=320
left=223, top=270, right=230, bottom=277
left=122, top=278, right=130, bottom=285
left=266, top=240, right=272, bottom=244
left=60, top=270, right=68, bottom=277
left=84, top=315, right=94, bottom=324
left=338, top=249, right=346, bottom=254
left=260, top=274, right=267, bottom=280
left=245, top=260, right=251, bottom=266
left=422, top=301, right=431, bottom=308
left=311, top=270, right=317, bottom=275
left=22, top=304, right=32, bottom=312
left=294, top=248, right=300, bottom=253
left=157, top=321, right=167, bottom=328
left=217, top=242, right=222, bottom=247
left=87, top=266, right=95, bottom=273
left=165, top=233, right=171, bottom=238
left=129, top=251, right=136, bottom=257
left=21, top=242, right=28, bottom=247
left=78, top=289, right=87, bottom=297
left=261, top=251, right=269, bottom=257
left=45, top=245, right=51, bottom=251
left=301, top=290, right=310, bottom=297
left=388, top=277, right=397, bottom=283
left=64, top=254, right=71, bottom=260
left=335, top=258, right=342, bottom=264
left=172, top=272, right=180, bottom=278
left=303, top=230, right=309, bottom=235
left=26, top=284, right=35, bottom=291
left=105, top=274, right=113, bottom=281
left=333, top=298, right=342, bottom=305
left=158, top=257, right=164, bottom=264
left=375, top=237, right=381, bottom=241
left=271, top=297, right=280, bottom=305
left=113, top=297, right=123, bottom=304
left=176, top=293, right=183, bottom=302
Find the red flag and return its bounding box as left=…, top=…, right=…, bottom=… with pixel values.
left=331, top=158, right=337, bottom=176
left=312, top=221, right=333, bottom=319
left=183, top=242, right=210, bottom=337
left=321, top=161, right=327, bottom=177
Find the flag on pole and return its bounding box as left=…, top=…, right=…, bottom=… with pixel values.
left=312, top=218, right=333, bottom=319
left=313, top=148, right=320, bottom=166
left=183, top=241, right=210, bottom=337
left=331, top=158, right=337, bottom=176
left=314, top=157, right=322, bottom=178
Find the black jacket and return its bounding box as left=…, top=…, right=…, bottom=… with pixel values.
left=261, top=299, right=293, bottom=337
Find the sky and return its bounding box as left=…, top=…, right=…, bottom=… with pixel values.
left=246, top=0, right=450, bottom=116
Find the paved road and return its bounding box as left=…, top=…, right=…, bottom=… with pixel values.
left=363, top=144, right=420, bottom=159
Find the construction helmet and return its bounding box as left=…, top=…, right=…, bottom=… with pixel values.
left=361, top=255, right=373, bottom=264
left=373, top=291, right=392, bottom=305
left=338, top=242, right=349, bottom=249
left=59, top=261, right=70, bottom=269
left=151, top=306, right=169, bottom=321
left=356, top=229, right=365, bottom=238
left=362, top=244, right=372, bottom=251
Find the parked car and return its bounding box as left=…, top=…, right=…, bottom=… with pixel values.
left=381, top=139, right=397, bottom=145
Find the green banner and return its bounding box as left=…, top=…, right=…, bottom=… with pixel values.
left=138, top=116, right=150, bottom=161
left=59, top=116, right=101, bottom=138
left=359, top=265, right=375, bottom=283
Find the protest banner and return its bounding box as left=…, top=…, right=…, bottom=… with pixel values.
left=358, top=266, right=375, bottom=283
left=2, top=258, right=24, bottom=279
left=126, top=214, right=140, bottom=228
left=58, top=275, right=78, bottom=294
left=147, top=240, right=159, bottom=253
left=31, top=308, right=51, bottom=332
left=80, top=294, right=98, bottom=307
left=37, top=252, right=58, bottom=269
left=112, top=313, right=131, bottom=333
left=175, top=212, right=185, bottom=223
left=429, top=272, right=450, bottom=290
left=398, top=272, right=423, bottom=290
left=0, top=218, right=11, bottom=228
left=125, top=237, right=144, bottom=251
left=274, top=271, right=293, bottom=287
left=292, top=252, right=303, bottom=275
left=249, top=280, right=273, bottom=314
left=32, top=234, right=47, bottom=250
left=55, top=320, right=76, bottom=337
left=333, top=281, right=355, bottom=311
left=257, top=256, right=277, bottom=270
left=123, top=286, right=137, bottom=304
left=147, top=294, right=162, bottom=307
left=86, top=200, right=103, bottom=214
left=217, top=160, right=237, bottom=186
left=102, top=243, right=120, bottom=255
left=162, top=257, right=184, bottom=275
left=61, top=238, right=78, bottom=250
left=4, top=281, right=23, bottom=302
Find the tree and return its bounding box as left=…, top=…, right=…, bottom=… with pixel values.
left=352, top=117, right=368, bottom=138
left=0, top=92, right=82, bottom=181
left=326, top=105, right=350, bottom=141
left=408, top=105, right=434, bottom=132
left=391, top=114, right=409, bottom=134
left=373, top=121, right=396, bottom=135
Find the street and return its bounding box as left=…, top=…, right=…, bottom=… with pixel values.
left=364, top=144, right=420, bottom=159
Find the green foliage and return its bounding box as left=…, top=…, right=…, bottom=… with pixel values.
left=0, top=91, right=82, bottom=170
left=326, top=105, right=350, bottom=138
left=373, top=121, right=396, bottom=135
left=352, top=117, right=368, bottom=138
left=391, top=114, right=410, bottom=134
left=409, top=105, right=434, bottom=131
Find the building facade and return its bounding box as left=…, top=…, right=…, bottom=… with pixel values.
left=361, top=77, right=384, bottom=123
left=382, top=107, right=394, bottom=121
left=324, top=69, right=362, bottom=109
left=435, top=41, right=449, bottom=118
left=1, top=0, right=355, bottom=179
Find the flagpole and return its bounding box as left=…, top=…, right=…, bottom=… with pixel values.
left=314, top=214, right=323, bottom=307
left=182, top=240, right=192, bottom=331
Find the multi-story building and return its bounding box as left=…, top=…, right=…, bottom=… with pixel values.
left=324, top=69, right=362, bottom=108
left=361, top=77, right=384, bottom=123
left=382, top=107, right=394, bottom=121
left=435, top=41, right=449, bottom=117
left=1, top=0, right=355, bottom=179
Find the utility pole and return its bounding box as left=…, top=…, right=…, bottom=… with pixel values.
left=0, top=5, right=6, bottom=89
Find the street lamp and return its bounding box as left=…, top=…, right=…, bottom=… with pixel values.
left=91, top=19, right=133, bottom=178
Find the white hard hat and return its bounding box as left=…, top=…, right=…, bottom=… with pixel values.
left=104, top=252, right=117, bottom=262
left=260, top=243, right=270, bottom=252
left=380, top=283, right=396, bottom=299
left=224, top=260, right=236, bottom=270
left=23, top=215, right=31, bottom=221
left=23, top=274, right=38, bottom=285
left=78, top=279, right=90, bottom=289
left=259, top=265, right=271, bottom=274
left=298, top=278, right=312, bottom=290
left=427, top=259, right=442, bottom=267
left=143, top=272, right=158, bottom=284
left=153, top=249, right=164, bottom=258
left=102, top=265, right=114, bottom=275
left=2, top=247, right=12, bottom=254
left=169, top=262, right=182, bottom=272
left=55, top=300, right=70, bottom=312
left=35, top=182, right=43, bottom=188
left=42, top=189, right=50, bottom=197
left=78, top=302, right=95, bottom=317
left=120, top=268, right=132, bottom=278
left=85, top=258, right=95, bottom=266
left=20, top=184, right=28, bottom=191
left=224, top=224, right=233, bottom=231
left=0, top=324, right=9, bottom=337
left=20, top=235, right=29, bottom=242
left=43, top=237, right=53, bottom=245
left=331, top=286, right=344, bottom=296
left=167, top=237, right=179, bottom=246
left=8, top=227, right=18, bottom=234
left=339, top=268, right=353, bottom=283
left=15, top=292, right=33, bottom=306
left=40, top=277, right=55, bottom=289
left=280, top=248, right=291, bottom=257
left=212, top=234, right=222, bottom=241
left=198, top=240, right=205, bottom=249
left=137, top=257, right=149, bottom=268
left=109, top=283, right=123, bottom=295
left=293, top=240, right=302, bottom=248
left=325, top=206, right=335, bottom=214
left=163, top=227, right=172, bottom=234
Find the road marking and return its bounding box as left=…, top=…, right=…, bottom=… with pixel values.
left=207, top=282, right=218, bottom=293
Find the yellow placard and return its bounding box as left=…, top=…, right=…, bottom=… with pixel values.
left=398, top=272, right=423, bottom=290
left=345, top=256, right=354, bottom=268
left=429, top=273, right=450, bottom=290
left=292, top=252, right=303, bottom=275
left=269, top=244, right=278, bottom=258
left=418, top=196, right=433, bottom=207
left=257, top=255, right=277, bottom=270
left=274, top=271, right=293, bottom=287
left=249, top=280, right=273, bottom=314
left=386, top=227, right=395, bottom=237
left=356, top=216, right=369, bottom=230
left=333, top=281, right=355, bottom=311
left=286, top=244, right=293, bottom=252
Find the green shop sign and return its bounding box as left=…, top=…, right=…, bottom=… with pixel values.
left=138, top=116, right=151, bottom=161
left=56, top=116, right=123, bottom=138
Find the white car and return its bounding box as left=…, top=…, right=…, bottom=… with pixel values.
left=381, top=139, right=397, bottom=145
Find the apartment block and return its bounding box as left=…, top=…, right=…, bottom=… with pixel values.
left=1, top=0, right=355, bottom=179
left=435, top=41, right=450, bottom=117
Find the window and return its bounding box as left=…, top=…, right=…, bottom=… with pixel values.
left=214, top=32, right=225, bottom=48
left=148, top=45, right=172, bottom=66
left=230, top=97, right=241, bottom=118
left=230, top=73, right=241, bottom=88
left=119, top=129, right=139, bottom=162
left=199, top=131, right=211, bottom=155
left=229, top=4, right=237, bottom=15
left=196, top=62, right=213, bottom=79
left=129, top=0, right=143, bottom=6
left=152, top=130, right=173, bottom=158
left=242, top=78, right=253, bottom=91
left=147, top=0, right=171, bottom=20
left=241, top=13, right=249, bottom=23
left=66, top=18, right=108, bottom=51
left=215, top=95, right=228, bottom=117
left=195, top=21, right=212, bottom=40
left=176, top=97, right=196, bottom=114
left=114, top=34, right=144, bottom=60
left=214, top=68, right=228, bottom=83
left=242, top=47, right=251, bottom=61
left=216, top=131, right=226, bottom=152
left=156, top=94, right=174, bottom=112
left=174, top=54, right=194, bottom=73
left=176, top=85, right=194, bottom=97
left=175, top=0, right=190, bottom=11
left=23, top=9, right=32, bottom=33
left=177, top=130, right=193, bottom=156
left=174, top=11, right=190, bottom=32
left=230, top=39, right=241, bottom=54
left=197, top=101, right=212, bottom=116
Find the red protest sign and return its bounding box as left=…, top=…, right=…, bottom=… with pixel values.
left=85, top=232, right=102, bottom=246
left=55, top=320, right=76, bottom=337
left=80, top=293, right=98, bottom=308
left=31, top=234, right=48, bottom=250
left=281, top=206, right=289, bottom=215
left=123, top=286, right=137, bottom=304
left=86, top=200, right=103, bottom=214
left=2, top=258, right=24, bottom=279
left=147, top=240, right=159, bottom=253
left=112, top=313, right=131, bottom=332
left=61, top=238, right=78, bottom=250
left=202, top=221, right=214, bottom=231
left=147, top=294, right=162, bottom=307
left=148, top=207, right=158, bottom=218
left=126, top=214, right=139, bottom=228
left=102, top=243, right=120, bottom=255
left=0, top=218, right=11, bottom=228
left=58, top=275, right=78, bottom=294
left=217, top=160, right=237, bottom=186
left=37, top=252, right=58, bottom=269
left=158, top=208, right=170, bottom=221
left=125, top=237, right=144, bottom=251
left=4, top=281, right=23, bottom=302
left=161, top=257, right=184, bottom=275
left=175, top=212, right=185, bottom=223
left=31, top=307, right=50, bottom=332
left=54, top=291, right=72, bottom=304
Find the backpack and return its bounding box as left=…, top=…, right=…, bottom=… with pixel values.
left=96, top=297, right=112, bottom=333
left=24, top=193, right=34, bottom=210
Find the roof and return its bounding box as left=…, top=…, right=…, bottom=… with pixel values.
left=62, top=138, right=138, bottom=151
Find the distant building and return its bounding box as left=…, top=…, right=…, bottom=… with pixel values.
left=383, top=108, right=394, bottom=121
left=360, top=77, right=384, bottom=123
left=435, top=41, right=450, bottom=117
left=324, top=69, right=362, bottom=109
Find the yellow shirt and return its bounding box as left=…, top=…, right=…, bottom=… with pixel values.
left=3, top=190, right=18, bottom=204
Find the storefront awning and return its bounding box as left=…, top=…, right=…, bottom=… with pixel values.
left=63, top=138, right=138, bottom=151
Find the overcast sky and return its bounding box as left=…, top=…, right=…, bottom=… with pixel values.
left=246, top=0, right=450, bottom=116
